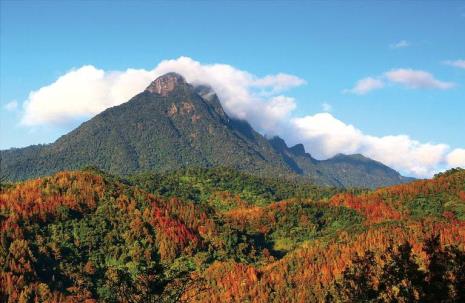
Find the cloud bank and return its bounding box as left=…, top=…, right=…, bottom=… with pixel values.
left=289, top=113, right=452, bottom=177
left=18, top=57, right=464, bottom=177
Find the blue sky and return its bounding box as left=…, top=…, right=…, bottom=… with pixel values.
left=1, top=1, right=464, bottom=177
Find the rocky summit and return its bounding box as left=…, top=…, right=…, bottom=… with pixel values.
left=145, top=72, right=188, bottom=96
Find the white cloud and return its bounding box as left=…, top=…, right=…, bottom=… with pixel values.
left=253, top=73, right=306, bottom=92
left=4, top=100, right=18, bottom=111
left=384, top=68, right=455, bottom=89
left=347, top=68, right=455, bottom=95
left=322, top=102, right=332, bottom=112
left=344, top=77, right=385, bottom=95
left=21, top=57, right=304, bottom=132
left=447, top=149, right=465, bottom=167
left=259, top=96, right=297, bottom=132
left=288, top=113, right=458, bottom=177
left=150, top=57, right=301, bottom=133
left=390, top=40, right=410, bottom=49
left=16, top=57, right=464, bottom=177
left=444, top=59, right=465, bottom=69
left=21, top=66, right=155, bottom=125
left=290, top=113, right=364, bottom=158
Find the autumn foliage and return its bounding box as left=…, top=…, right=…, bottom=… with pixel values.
left=0, top=171, right=209, bottom=302
left=1, top=167, right=464, bottom=302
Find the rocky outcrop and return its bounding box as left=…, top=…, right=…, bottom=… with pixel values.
left=146, top=72, right=187, bottom=96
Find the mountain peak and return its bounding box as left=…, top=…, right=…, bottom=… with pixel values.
left=330, top=153, right=372, bottom=163
left=289, top=143, right=306, bottom=156
left=268, top=136, right=288, bottom=152
left=2, top=72, right=412, bottom=188
left=146, top=72, right=187, bottom=96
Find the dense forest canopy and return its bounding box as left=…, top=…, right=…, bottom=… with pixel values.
left=0, top=167, right=464, bottom=302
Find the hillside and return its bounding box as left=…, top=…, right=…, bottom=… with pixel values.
left=1, top=73, right=411, bottom=188
left=1, top=167, right=464, bottom=302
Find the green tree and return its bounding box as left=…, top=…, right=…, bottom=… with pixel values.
left=334, top=250, right=379, bottom=302
left=333, top=237, right=465, bottom=303
left=377, top=241, right=425, bottom=302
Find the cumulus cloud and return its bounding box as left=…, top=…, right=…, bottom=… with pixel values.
left=384, top=68, right=455, bottom=89
left=4, top=100, right=18, bottom=111
left=258, top=96, right=297, bottom=131
left=288, top=113, right=460, bottom=177
left=389, top=40, right=410, bottom=49
left=290, top=113, right=364, bottom=157
left=21, top=66, right=155, bottom=125
left=443, top=59, right=465, bottom=69
left=16, top=56, right=464, bottom=177
left=21, top=56, right=303, bottom=132
left=344, top=77, right=385, bottom=95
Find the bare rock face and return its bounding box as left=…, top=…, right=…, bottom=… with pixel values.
left=146, top=72, right=187, bottom=96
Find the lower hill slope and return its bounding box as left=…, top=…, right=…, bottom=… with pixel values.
left=1, top=167, right=463, bottom=302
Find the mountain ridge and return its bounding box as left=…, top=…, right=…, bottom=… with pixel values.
left=0, top=73, right=413, bottom=188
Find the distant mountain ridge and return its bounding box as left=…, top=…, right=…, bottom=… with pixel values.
left=0, top=73, right=413, bottom=188
left=267, top=136, right=414, bottom=188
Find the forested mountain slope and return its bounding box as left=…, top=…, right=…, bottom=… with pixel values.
left=1, top=167, right=464, bottom=302
left=1, top=73, right=412, bottom=188
left=268, top=136, right=413, bottom=188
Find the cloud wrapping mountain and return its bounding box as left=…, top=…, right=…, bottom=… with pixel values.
left=289, top=113, right=451, bottom=177
left=17, top=57, right=464, bottom=177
